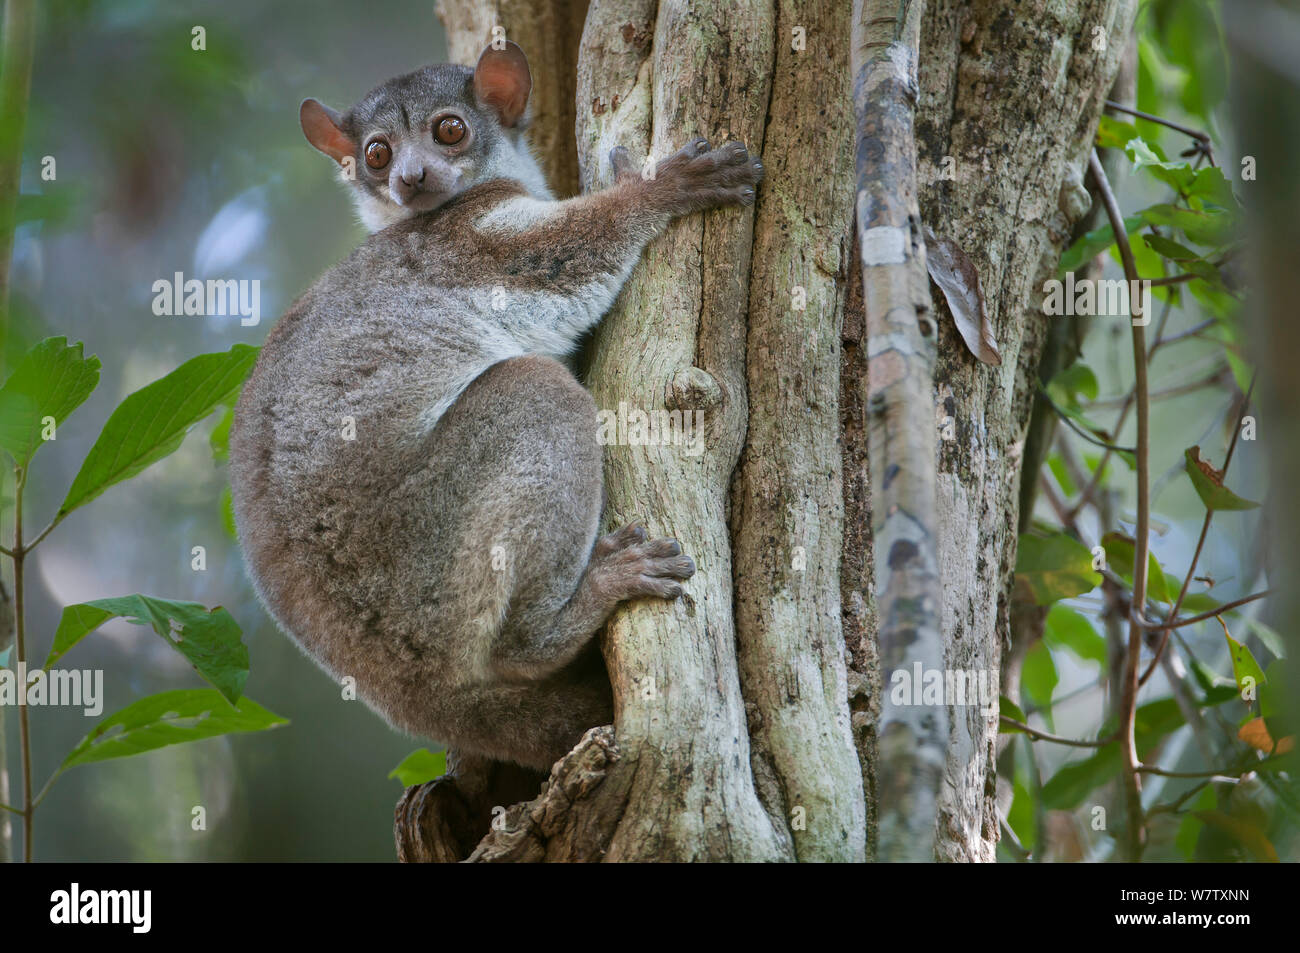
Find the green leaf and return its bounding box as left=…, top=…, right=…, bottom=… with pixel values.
left=1176, top=786, right=1217, bottom=860
left=1042, top=747, right=1121, bottom=810
left=1189, top=657, right=1239, bottom=706
left=1047, top=454, right=1076, bottom=498
left=1060, top=215, right=1143, bottom=273
left=1126, top=138, right=1197, bottom=194
left=1007, top=774, right=1036, bottom=852
left=1022, top=641, right=1058, bottom=727
left=1139, top=203, right=1234, bottom=247
left=1224, top=623, right=1267, bottom=700
left=999, top=695, right=1028, bottom=732
left=1187, top=167, right=1237, bottom=209
left=0, top=337, right=101, bottom=467
left=1180, top=590, right=1221, bottom=614
left=220, top=485, right=238, bottom=540
left=1098, top=531, right=1171, bottom=605
left=209, top=405, right=234, bottom=463
left=1044, top=604, right=1107, bottom=668
left=1142, top=233, right=1204, bottom=264
left=60, top=689, right=286, bottom=770
left=1135, top=697, right=1185, bottom=756
left=58, top=344, right=259, bottom=518
left=1015, top=533, right=1097, bottom=605
left=1246, top=619, right=1286, bottom=660
left=1047, top=363, right=1098, bottom=405
left=1183, top=447, right=1259, bottom=511
left=1151, top=0, right=1227, bottom=125
left=388, top=748, right=448, bottom=787
left=1096, top=115, right=1139, bottom=149
left=46, top=596, right=250, bottom=705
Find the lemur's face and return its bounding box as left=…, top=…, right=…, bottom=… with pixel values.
left=300, top=43, right=536, bottom=233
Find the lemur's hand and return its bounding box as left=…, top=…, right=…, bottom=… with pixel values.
left=610, top=138, right=764, bottom=215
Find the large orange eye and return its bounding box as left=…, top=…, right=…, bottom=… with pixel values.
left=365, top=139, right=392, bottom=169
left=434, top=115, right=466, bottom=145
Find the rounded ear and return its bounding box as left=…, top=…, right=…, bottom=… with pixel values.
left=473, top=41, right=531, bottom=128
left=300, top=98, right=355, bottom=163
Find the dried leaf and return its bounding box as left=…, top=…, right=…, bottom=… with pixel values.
left=1238, top=716, right=1294, bottom=755
left=924, top=227, right=1000, bottom=365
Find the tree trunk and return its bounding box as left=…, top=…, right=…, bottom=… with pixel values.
left=396, top=0, right=1137, bottom=862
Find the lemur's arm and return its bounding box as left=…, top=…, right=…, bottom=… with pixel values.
left=470, top=138, right=764, bottom=330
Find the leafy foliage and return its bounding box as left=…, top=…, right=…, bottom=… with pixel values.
left=1007, top=2, right=1290, bottom=863
left=0, top=337, right=100, bottom=466
left=58, top=343, right=258, bottom=517
left=388, top=748, right=448, bottom=787
left=61, top=690, right=286, bottom=770
left=46, top=596, right=251, bottom=705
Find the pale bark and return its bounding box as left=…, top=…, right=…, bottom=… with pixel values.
left=573, top=0, right=788, bottom=861
left=730, top=0, right=866, bottom=862
left=850, top=0, right=946, bottom=863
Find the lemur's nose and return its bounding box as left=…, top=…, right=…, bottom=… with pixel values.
left=401, top=167, right=426, bottom=187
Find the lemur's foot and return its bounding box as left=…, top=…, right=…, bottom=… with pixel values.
left=610, top=138, right=764, bottom=215
left=591, top=523, right=697, bottom=601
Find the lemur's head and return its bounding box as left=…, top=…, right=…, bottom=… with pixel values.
left=300, top=41, right=551, bottom=233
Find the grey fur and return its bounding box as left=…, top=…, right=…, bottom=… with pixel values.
left=231, top=47, right=763, bottom=771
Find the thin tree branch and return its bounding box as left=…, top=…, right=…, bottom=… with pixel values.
left=1104, top=99, right=1216, bottom=166
left=1145, top=779, right=1212, bottom=818
left=1089, top=148, right=1149, bottom=861
left=1037, top=387, right=1136, bottom=453
left=1139, top=376, right=1256, bottom=686
left=1136, top=764, right=1248, bottom=780
left=1000, top=717, right=1119, bottom=748
left=1129, top=590, right=1272, bottom=631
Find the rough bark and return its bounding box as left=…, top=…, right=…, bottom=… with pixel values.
left=915, top=0, right=1137, bottom=860
left=730, top=0, right=866, bottom=862
left=571, top=0, right=788, bottom=861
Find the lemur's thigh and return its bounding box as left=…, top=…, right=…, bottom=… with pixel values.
left=431, top=354, right=603, bottom=613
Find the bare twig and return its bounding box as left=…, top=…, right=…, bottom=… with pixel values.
left=1089, top=148, right=1149, bottom=861
left=1000, top=716, right=1119, bottom=749
left=1038, top=387, right=1136, bottom=453
left=1145, top=779, right=1212, bottom=818
left=1130, top=590, right=1272, bottom=631
left=1104, top=100, right=1216, bottom=166
left=1139, top=376, right=1256, bottom=685
left=1136, top=764, right=1249, bottom=781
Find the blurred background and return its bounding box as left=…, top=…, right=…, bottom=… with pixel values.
left=5, top=0, right=450, bottom=861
